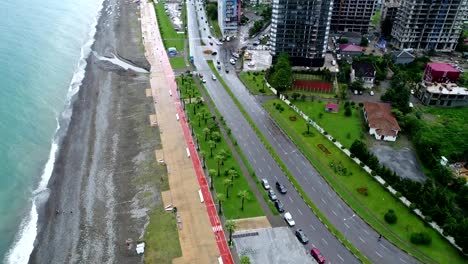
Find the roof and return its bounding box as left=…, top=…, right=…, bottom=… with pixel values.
left=427, top=62, right=460, bottom=73
left=363, top=102, right=401, bottom=137
left=325, top=103, right=339, bottom=110
left=392, top=50, right=415, bottom=59
left=340, top=44, right=363, bottom=52
left=422, top=82, right=468, bottom=95
left=352, top=61, right=375, bottom=78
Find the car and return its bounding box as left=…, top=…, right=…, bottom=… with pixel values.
left=230, top=59, right=236, bottom=65
left=201, top=78, right=206, bottom=83
left=310, top=248, right=326, bottom=264
left=209, top=42, right=213, bottom=45
left=211, top=51, right=217, bottom=56
left=274, top=200, right=284, bottom=213
left=211, top=74, right=217, bottom=81
left=284, top=212, right=295, bottom=226
left=261, top=179, right=270, bottom=190
left=208, top=35, right=212, bottom=39
left=217, top=64, right=221, bottom=70
left=268, top=190, right=277, bottom=201
left=295, top=229, right=309, bottom=244
left=253, top=41, right=260, bottom=46
left=410, top=89, right=415, bottom=95
left=369, top=90, right=374, bottom=96
left=276, top=182, right=287, bottom=194
left=204, top=27, right=206, bottom=30
left=225, top=69, right=230, bottom=73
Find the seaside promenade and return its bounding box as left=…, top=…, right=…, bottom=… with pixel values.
left=140, top=1, right=233, bottom=263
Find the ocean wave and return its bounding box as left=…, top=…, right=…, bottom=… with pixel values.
left=4, top=1, right=104, bottom=263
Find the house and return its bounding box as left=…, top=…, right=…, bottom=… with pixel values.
left=363, top=102, right=401, bottom=141
left=339, top=44, right=363, bottom=57
left=350, top=61, right=376, bottom=88
left=325, top=103, right=339, bottom=112
left=423, top=62, right=461, bottom=83
left=416, top=81, right=468, bottom=107
left=391, top=50, right=415, bottom=65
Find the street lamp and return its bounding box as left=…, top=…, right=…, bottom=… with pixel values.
left=343, top=214, right=356, bottom=238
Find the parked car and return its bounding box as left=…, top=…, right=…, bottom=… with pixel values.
left=211, top=74, right=216, bottom=81
left=208, top=35, right=212, bottom=39
left=209, top=42, right=213, bottom=45
left=217, top=64, right=221, bottom=70
left=369, top=90, right=374, bottom=96
left=284, top=212, right=295, bottom=226
left=261, top=179, right=270, bottom=190
left=276, top=181, right=287, bottom=194
left=274, top=200, right=284, bottom=213
left=230, top=59, right=236, bottom=65
left=268, top=190, right=277, bottom=201
left=225, top=69, right=230, bottom=73
left=211, top=51, right=217, bottom=56
left=253, top=40, right=260, bottom=46
left=295, top=229, right=309, bottom=244
left=201, top=78, right=206, bottom=83
left=311, top=248, right=326, bottom=264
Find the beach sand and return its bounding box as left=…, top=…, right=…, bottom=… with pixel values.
left=29, top=0, right=161, bottom=263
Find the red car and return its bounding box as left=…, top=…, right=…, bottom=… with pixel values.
left=311, top=248, right=325, bottom=264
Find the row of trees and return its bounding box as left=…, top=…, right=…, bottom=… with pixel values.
left=350, top=140, right=468, bottom=253
left=267, top=53, right=293, bottom=92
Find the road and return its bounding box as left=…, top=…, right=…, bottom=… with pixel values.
left=187, top=1, right=360, bottom=263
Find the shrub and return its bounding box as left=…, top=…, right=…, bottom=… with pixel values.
left=358, top=102, right=364, bottom=107
left=289, top=116, right=297, bottom=121
left=409, top=203, right=417, bottom=210
left=425, top=216, right=432, bottom=223
left=341, top=146, right=345, bottom=149
left=360, top=162, right=365, bottom=167
left=332, top=138, right=336, bottom=142
left=357, top=187, right=369, bottom=196
left=384, top=209, right=397, bottom=224
left=395, top=192, right=402, bottom=198
left=384, top=182, right=389, bottom=187
left=344, top=107, right=352, bottom=116
left=410, top=232, right=432, bottom=245
left=259, top=88, right=265, bottom=93
left=371, top=171, right=377, bottom=176
left=323, top=131, right=328, bottom=135
left=350, top=154, right=355, bottom=158
left=350, top=101, right=356, bottom=106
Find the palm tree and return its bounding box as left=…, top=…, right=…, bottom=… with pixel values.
left=223, top=178, right=232, bottom=199
left=200, top=150, right=206, bottom=168
left=240, top=256, right=251, bottom=264
left=196, top=112, right=203, bottom=127
left=211, top=131, right=221, bottom=144
left=208, top=169, right=216, bottom=190
left=215, top=154, right=225, bottom=176
left=237, top=190, right=250, bottom=211
left=228, top=169, right=239, bottom=181
left=203, top=127, right=211, bottom=141
left=189, top=120, right=196, bottom=135
left=208, top=140, right=216, bottom=157
left=216, top=193, right=225, bottom=214
left=225, top=219, right=237, bottom=244
left=218, top=149, right=229, bottom=165
left=306, top=121, right=310, bottom=134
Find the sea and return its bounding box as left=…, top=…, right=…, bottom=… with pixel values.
left=0, top=0, right=103, bottom=262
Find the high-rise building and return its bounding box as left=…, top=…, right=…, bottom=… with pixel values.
left=381, top=0, right=401, bottom=23
left=331, top=0, right=377, bottom=34
left=218, top=0, right=240, bottom=35
left=270, top=0, right=333, bottom=66
left=391, top=0, right=468, bottom=51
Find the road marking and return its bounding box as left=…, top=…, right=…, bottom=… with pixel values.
left=297, top=208, right=303, bottom=215
left=399, top=257, right=408, bottom=263
left=321, top=198, right=327, bottom=204
left=309, top=224, right=316, bottom=231
left=321, top=238, right=328, bottom=245
left=337, top=254, right=344, bottom=262
left=252, top=158, right=256, bottom=164
left=379, top=243, right=389, bottom=251
left=274, top=175, right=278, bottom=180
left=337, top=203, right=343, bottom=209
left=363, top=229, right=370, bottom=235
left=268, top=165, right=272, bottom=171
left=288, top=196, right=293, bottom=202
left=212, top=225, right=222, bottom=232
left=310, top=185, right=316, bottom=192
left=358, top=236, right=366, bottom=243
left=327, top=191, right=332, bottom=197
left=318, top=180, right=323, bottom=186
left=375, top=251, right=383, bottom=258
left=344, top=222, right=350, bottom=229
left=331, top=210, right=338, bottom=216
left=259, top=168, right=263, bottom=173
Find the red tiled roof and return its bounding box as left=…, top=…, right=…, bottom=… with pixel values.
left=326, top=103, right=339, bottom=110
left=339, top=44, right=363, bottom=52
left=427, top=62, right=459, bottom=73
left=363, top=102, right=401, bottom=137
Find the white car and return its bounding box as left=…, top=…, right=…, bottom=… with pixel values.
left=261, top=178, right=270, bottom=190
left=230, top=59, right=236, bottom=65
left=212, top=74, right=217, bottom=81
left=284, top=212, right=296, bottom=226
left=201, top=78, right=206, bottom=83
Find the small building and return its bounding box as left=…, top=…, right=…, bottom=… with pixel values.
left=350, top=61, right=375, bottom=88
left=325, top=103, right=339, bottom=112
left=423, top=62, right=461, bottom=83
left=391, top=50, right=415, bottom=65
left=339, top=44, right=363, bottom=57
left=363, top=102, right=401, bottom=141
left=416, top=81, right=468, bottom=107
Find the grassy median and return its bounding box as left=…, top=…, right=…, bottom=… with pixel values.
left=238, top=71, right=274, bottom=95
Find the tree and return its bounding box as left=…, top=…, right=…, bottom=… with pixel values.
left=215, top=154, right=225, bottom=176
left=206, top=3, right=218, bottom=20
left=240, top=256, right=251, bottom=264
left=344, top=106, right=352, bottom=117
left=225, top=219, right=237, bottom=244
left=196, top=112, right=203, bottom=127
left=203, top=127, right=211, bottom=141
left=338, top=38, right=349, bottom=44
left=208, top=140, right=216, bottom=157
left=200, top=150, right=206, bottom=168
left=291, top=92, right=300, bottom=101
left=306, top=122, right=310, bottom=134
left=360, top=37, right=369, bottom=47
left=228, top=169, right=239, bottom=181
left=237, top=190, right=250, bottom=211
left=209, top=169, right=216, bottom=190
left=218, top=149, right=229, bottom=164
left=300, top=94, right=307, bottom=101
left=349, top=80, right=364, bottom=92
left=224, top=178, right=233, bottom=198
left=211, top=131, right=221, bottom=143
left=216, top=193, right=225, bottom=214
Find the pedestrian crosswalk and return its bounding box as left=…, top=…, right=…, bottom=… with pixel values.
left=212, top=225, right=223, bottom=232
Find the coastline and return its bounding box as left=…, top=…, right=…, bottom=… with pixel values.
left=29, top=0, right=162, bottom=263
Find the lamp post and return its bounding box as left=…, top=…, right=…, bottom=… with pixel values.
left=343, top=214, right=356, bottom=238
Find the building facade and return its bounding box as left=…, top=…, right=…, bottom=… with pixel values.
left=218, top=0, right=240, bottom=35
left=363, top=102, right=401, bottom=141
left=331, top=0, right=377, bottom=34
left=391, top=0, right=468, bottom=52
left=381, top=0, right=401, bottom=23
left=270, top=0, right=333, bottom=67
left=417, top=82, right=468, bottom=107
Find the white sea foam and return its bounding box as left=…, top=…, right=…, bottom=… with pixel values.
left=5, top=1, right=104, bottom=263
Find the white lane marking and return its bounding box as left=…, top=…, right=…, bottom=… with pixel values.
left=375, top=251, right=383, bottom=258
left=337, top=203, right=343, bottom=209
left=309, top=224, right=316, bottom=231
left=321, top=198, right=327, bottom=204
left=337, top=254, right=344, bottom=262
left=253, top=159, right=256, bottom=164
left=259, top=168, right=263, bottom=173
left=363, top=229, right=370, bottom=235
left=399, top=257, right=408, bottom=263
left=318, top=181, right=323, bottom=186
left=344, top=222, right=350, bottom=229
left=358, top=236, right=365, bottom=243
left=268, top=165, right=272, bottom=171
left=297, top=208, right=303, bottom=215
left=321, top=238, right=328, bottom=245
left=288, top=196, right=293, bottom=202
left=274, top=175, right=278, bottom=180
left=332, top=210, right=338, bottom=216
left=379, top=243, right=389, bottom=251
left=310, top=185, right=316, bottom=192
left=327, top=191, right=332, bottom=197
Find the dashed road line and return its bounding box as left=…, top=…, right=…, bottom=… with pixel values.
left=288, top=196, right=293, bottom=202
left=297, top=208, right=303, bottom=215
left=379, top=243, right=389, bottom=251
left=399, top=257, right=408, bottom=263
left=344, top=222, right=350, bottom=229
left=337, top=254, right=344, bottom=262
left=358, top=236, right=365, bottom=243
left=331, top=210, right=338, bottom=216
left=376, top=251, right=383, bottom=258
left=321, top=238, right=328, bottom=245
left=321, top=198, right=327, bottom=204
left=363, top=229, right=370, bottom=235
left=309, top=224, right=316, bottom=231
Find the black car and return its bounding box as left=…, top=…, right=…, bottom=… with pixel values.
left=295, top=229, right=309, bottom=244
left=225, top=69, right=229, bottom=73
left=276, top=181, right=287, bottom=194
left=274, top=200, right=284, bottom=213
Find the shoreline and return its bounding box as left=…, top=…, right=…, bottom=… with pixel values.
left=29, top=0, right=161, bottom=263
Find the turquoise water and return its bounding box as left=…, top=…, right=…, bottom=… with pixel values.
left=0, top=0, right=102, bottom=262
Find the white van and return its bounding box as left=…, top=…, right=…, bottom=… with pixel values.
left=331, top=60, right=336, bottom=66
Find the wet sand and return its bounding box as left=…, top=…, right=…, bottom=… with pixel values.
left=29, top=0, right=162, bottom=263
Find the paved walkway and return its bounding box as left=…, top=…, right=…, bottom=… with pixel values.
left=140, top=1, right=233, bottom=264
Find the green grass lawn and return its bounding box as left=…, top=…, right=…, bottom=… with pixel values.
left=186, top=100, right=263, bottom=219
left=144, top=207, right=182, bottom=264
left=238, top=72, right=274, bottom=95
left=169, top=57, right=187, bottom=70
left=154, top=1, right=185, bottom=51
left=293, top=73, right=325, bottom=81
left=209, top=18, right=222, bottom=39
left=292, top=101, right=364, bottom=148
left=264, top=99, right=465, bottom=264
left=372, top=10, right=381, bottom=27
left=176, top=75, right=201, bottom=99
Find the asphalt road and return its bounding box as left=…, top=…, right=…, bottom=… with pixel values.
left=187, top=1, right=359, bottom=263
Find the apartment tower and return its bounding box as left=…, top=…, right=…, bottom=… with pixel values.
left=218, top=0, right=241, bottom=35
left=331, top=0, right=377, bottom=33
left=391, top=0, right=468, bottom=51
left=270, top=0, right=333, bottom=66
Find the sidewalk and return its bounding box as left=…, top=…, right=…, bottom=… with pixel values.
left=140, top=1, right=233, bottom=263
